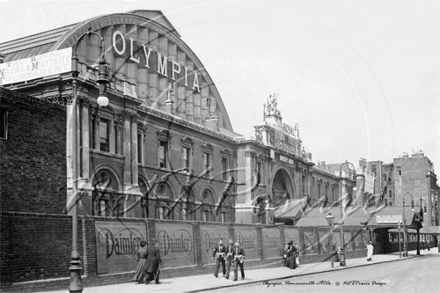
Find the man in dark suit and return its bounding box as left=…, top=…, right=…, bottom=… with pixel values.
left=212, top=239, right=226, bottom=278
left=144, top=238, right=162, bottom=285
left=232, top=241, right=246, bottom=281
left=224, top=239, right=234, bottom=279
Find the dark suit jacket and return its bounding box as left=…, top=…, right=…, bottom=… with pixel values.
left=145, top=245, right=162, bottom=273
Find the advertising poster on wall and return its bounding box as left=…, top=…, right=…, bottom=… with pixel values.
left=155, top=222, right=195, bottom=267
left=234, top=225, right=259, bottom=260
left=318, top=229, right=330, bottom=253
left=95, top=221, right=147, bottom=275
left=303, top=230, right=317, bottom=254
left=261, top=227, right=281, bottom=259
left=284, top=227, right=300, bottom=249
left=354, top=231, right=363, bottom=250
left=199, top=224, right=229, bottom=265
left=344, top=231, right=353, bottom=250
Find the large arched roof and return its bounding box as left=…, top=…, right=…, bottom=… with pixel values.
left=0, top=10, right=234, bottom=132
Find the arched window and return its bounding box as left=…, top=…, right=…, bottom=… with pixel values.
left=201, top=189, right=215, bottom=222
left=92, top=169, right=122, bottom=217
left=155, top=182, right=174, bottom=219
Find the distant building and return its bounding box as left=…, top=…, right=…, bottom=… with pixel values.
left=360, top=152, right=439, bottom=226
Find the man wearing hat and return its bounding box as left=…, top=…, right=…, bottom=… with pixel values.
left=212, top=239, right=226, bottom=278
left=144, top=239, right=162, bottom=285
left=232, top=241, right=246, bottom=281
left=224, top=239, right=234, bottom=279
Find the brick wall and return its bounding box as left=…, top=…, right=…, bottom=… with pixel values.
left=0, top=88, right=67, bottom=214
left=0, top=212, right=77, bottom=284
left=1, top=211, right=368, bottom=292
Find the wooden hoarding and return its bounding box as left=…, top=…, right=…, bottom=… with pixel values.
left=262, top=227, right=281, bottom=259
left=95, top=221, right=147, bottom=275
left=155, top=222, right=195, bottom=267
left=234, top=225, right=259, bottom=260
left=200, top=224, right=229, bottom=265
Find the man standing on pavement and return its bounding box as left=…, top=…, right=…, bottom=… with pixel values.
left=144, top=239, right=162, bottom=285
left=232, top=241, right=246, bottom=281
left=225, top=239, right=234, bottom=279
left=212, top=240, right=226, bottom=278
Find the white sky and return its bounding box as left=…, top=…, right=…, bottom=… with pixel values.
left=1, top=0, right=439, bottom=171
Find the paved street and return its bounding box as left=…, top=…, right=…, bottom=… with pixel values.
left=210, top=251, right=440, bottom=293
left=43, top=249, right=438, bottom=293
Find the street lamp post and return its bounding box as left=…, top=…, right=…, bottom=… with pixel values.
left=326, top=213, right=335, bottom=268
left=415, top=198, right=428, bottom=255
left=398, top=221, right=402, bottom=258
left=402, top=192, right=414, bottom=258
left=69, top=29, right=109, bottom=293
left=338, top=160, right=356, bottom=266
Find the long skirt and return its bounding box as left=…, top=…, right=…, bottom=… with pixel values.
left=287, top=255, right=297, bottom=269
left=132, top=258, right=147, bottom=282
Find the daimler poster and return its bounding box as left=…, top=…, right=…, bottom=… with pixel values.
left=156, top=222, right=195, bottom=267
left=200, top=224, right=229, bottom=264
left=95, top=221, right=147, bottom=275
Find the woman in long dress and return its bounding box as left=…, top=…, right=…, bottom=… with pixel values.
left=366, top=241, right=374, bottom=261
left=132, top=240, right=148, bottom=283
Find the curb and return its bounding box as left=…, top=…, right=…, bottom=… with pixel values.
left=187, top=256, right=417, bottom=293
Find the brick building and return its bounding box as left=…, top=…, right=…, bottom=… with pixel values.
left=0, top=10, right=346, bottom=226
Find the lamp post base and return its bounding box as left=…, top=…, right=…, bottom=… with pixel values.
left=68, top=258, right=83, bottom=293
left=339, top=248, right=346, bottom=266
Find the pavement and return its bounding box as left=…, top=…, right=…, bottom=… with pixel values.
left=45, top=249, right=438, bottom=293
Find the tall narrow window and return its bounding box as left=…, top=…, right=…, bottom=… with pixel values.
left=0, top=108, right=8, bottom=139
left=159, top=140, right=168, bottom=168
left=158, top=207, right=164, bottom=219
left=114, top=122, right=118, bottom=154
left=203, top=153, right=211, bottom=177
left=221, top=157, right=228, bottom=180
left=256, top=162, right=262, bottom=185
left=137, top=133, right=143, bottom=163
left=302, top=175, right=306, bottom=194
left=99, top=119, right=110, bottom=152
left=183, top=147, right=190, bottom=170
left=202, top=211, right=208, bottom=222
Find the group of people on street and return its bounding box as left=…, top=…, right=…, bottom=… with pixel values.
left=132, top=239, right=162, bottom=285
left=212, top=239, right=246, bottom=281
left=421, top=240, right=431, bottom=251
left=283, top=241, right=299, bottom=269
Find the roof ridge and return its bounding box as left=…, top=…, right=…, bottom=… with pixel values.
left=0, top=23, right=76, bottom=48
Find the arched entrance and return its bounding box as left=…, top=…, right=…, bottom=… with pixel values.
left=271, top=168, right=294, bottom=208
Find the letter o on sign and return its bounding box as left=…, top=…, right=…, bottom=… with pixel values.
left=112, top=30, right=126, bottom=56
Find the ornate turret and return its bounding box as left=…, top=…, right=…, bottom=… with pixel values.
left=254, top=94, right=303, bottom=157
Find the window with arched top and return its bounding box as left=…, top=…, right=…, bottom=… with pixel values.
left=155, top=182, right=174, bottom=220
left=180, top=185, right=197, bottom=221
left=201, top=188, right=216, bottom=222
left=92, top=169, right=122, bottom=217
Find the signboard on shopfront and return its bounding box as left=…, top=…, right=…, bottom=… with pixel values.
left=0, top=47, right=72, bottom=85
left=95, top=221, right=147, bottom=275
left=156, top=222, right=195, bottom=267
left=376, top=215, right=402, bottom=223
